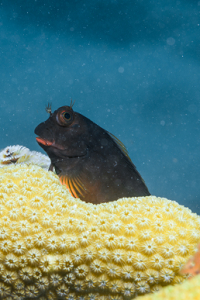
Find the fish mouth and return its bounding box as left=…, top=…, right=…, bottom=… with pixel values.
left=36, top=137, right=65, bottom=150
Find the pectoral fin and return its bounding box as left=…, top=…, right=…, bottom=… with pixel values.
left=59, top=174, right=87, bottom=199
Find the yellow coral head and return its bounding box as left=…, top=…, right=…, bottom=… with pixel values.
left=0, top=164, right=200, bottom=299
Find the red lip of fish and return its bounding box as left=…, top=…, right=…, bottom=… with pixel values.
left=36, top=137, right=53, bottom=146
left=36, top=137, right=64, bottom=150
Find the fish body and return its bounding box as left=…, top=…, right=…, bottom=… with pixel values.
left=34, top=105, right=150, bottom=203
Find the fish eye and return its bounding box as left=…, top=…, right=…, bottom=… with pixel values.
left=63, top=112, right=71, bottom=120
left=56, top=109, right=74, bottom=126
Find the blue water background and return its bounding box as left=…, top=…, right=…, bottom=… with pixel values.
left=0, top=0, right=199, bottom=213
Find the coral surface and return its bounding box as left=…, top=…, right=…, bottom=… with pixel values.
left=140, top=273, right=200, bottom=300
left=0, top=164, right=200, bottom=299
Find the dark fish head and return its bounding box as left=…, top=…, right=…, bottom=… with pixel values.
left=34, top=105, right=90, bottom=160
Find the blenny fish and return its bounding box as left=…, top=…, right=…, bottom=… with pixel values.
left=35, top=103, right=150, bottom=204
